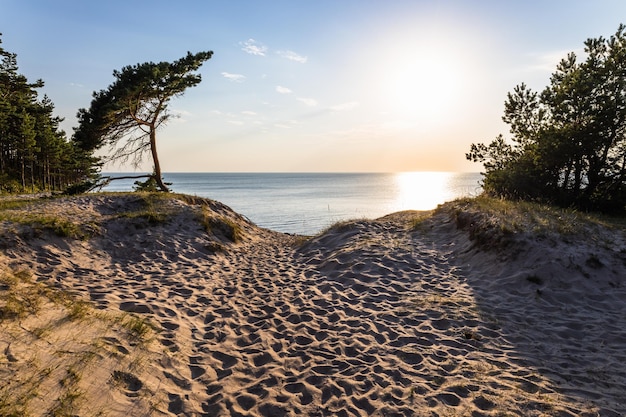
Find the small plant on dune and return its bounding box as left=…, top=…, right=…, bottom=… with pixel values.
left=0, top=396, right=30, bottom=417
left=410, top=212, right=433, bottom=231
left=0, top=268, right=43, bottom=320
left=117, top=193, right=170, bottom=224
left=202, top=211, right=243, bottom=243
left=0, top=266, right=98, bottom=325
left=121, top=314, right=155, bottom=343
left=314, top=219, right=359, bottom=238
left=34, top=215, right=85, bottom=238
left=327, top=220, right=357, bottom=233
left=50, top=367, right=85, bottom=417
left=133, top=175, right=161, bottom=192
left=0, top=352, right=49, bottom=416
left=66, top=300, right=92, bottom=321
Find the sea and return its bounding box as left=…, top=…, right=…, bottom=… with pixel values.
left=101, top=172, right=483, bottom=235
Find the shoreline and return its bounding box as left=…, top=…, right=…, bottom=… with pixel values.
left=1, top=193, right=624, bottom=416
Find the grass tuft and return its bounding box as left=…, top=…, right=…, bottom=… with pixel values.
left=202, top=211, right=244, bottom=243
left=0, top=268, right=43, bottom=320
left=121, top=314, right=155, bottom=342
left=116, top=193, right=170, bottom=224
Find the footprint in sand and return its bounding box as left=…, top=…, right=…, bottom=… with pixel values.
left=111, top=371, right=143, bottom=397
left=252, top=351, right=274, bottom=367
left=119, top=301, right=151, bottom=314
left=161, top=320, right=180, bottom=331
left=212, top=350, right=238, bottom=369
left=236, top=394, right=257, bottom=411
left=189, top=364, right=206, bottom=379
left=102, top=337, right=130, bottom=355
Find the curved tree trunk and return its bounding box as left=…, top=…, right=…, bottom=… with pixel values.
left=149, top=127, right=169, bottom=192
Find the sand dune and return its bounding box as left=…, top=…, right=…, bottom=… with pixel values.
left=0, top=193, right=624, bottom=416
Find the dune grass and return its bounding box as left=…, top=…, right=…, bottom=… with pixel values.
left=0, top=197, right=96, bottom=240
left=0, top=209, right=89, bottom=239
left=0, top=264, right=156, bottom=417
left=201, top=210, right=244, bottom=243
left=441, top=195, right=626, bottom=251
left=0, top=268, right=41, bottom=320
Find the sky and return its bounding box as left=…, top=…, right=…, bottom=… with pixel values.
left=1, top=0, right=625, bottom=173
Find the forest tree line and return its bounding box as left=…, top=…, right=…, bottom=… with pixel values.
left=0, top=35, right=96, bottom=193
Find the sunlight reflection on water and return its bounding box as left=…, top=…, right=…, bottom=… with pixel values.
left=102, top=172, right=482, bottom=234
left=394, top=171, right=457, bottom=211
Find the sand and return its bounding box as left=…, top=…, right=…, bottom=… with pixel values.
left=0, top=193, right=625, bottom=416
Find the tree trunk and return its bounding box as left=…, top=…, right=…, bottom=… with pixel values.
left=149, top=126, right=169, bottom=192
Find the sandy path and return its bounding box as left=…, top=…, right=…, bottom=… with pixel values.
left=1, top=195, right=624, bottom=416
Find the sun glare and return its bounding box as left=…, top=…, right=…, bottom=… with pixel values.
left=374, top=29, right=470, bottom=130
left=383, top=54, right=461, bottom=127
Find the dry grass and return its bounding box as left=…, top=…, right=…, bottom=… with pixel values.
left=0, top=264, right=157, bottom=416
left=201, top=210, right=244, bottom=243
left=0, top=197, right=96, bottom=240
left=439, top=195, right=626, bottom=251
left=452, top=195, right=626, bottom=234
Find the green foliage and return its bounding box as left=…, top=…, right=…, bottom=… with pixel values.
left=133, top=175, right=160, bottom=192
left=32, top=216, right=85, bottom=238
left=63, top=180, right=97, bottom=195
left=132, top=174, right=171, bottom=193
left=0, top=35, right=97, bottom=193
left=468, top=25, right=626, bottom=213
left=73, top=51, right=213, bottom=192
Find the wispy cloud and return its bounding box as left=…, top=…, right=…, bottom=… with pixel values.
left=330, top=101, right=360, bottom=111
left=210, top=109, right=236, bottom=118
left=221, top=72, right=246, bottom=82
left=278, top=50, right=308, bottom=63
left=240, top=39, right=268, bottom=56
left=276, top=86, right=293, bottom=94
left=241, top=111, right=257, bottom=116
left=297, top=97, right=318, bottom=107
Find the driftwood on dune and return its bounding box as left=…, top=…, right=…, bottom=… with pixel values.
left=87, top=174, right=154, bottom=192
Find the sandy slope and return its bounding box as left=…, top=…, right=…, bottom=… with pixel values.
left=0, top=193, right=625, bottom=416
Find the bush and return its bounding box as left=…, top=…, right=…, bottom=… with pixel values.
left=64, top=180, right=97, bottom=195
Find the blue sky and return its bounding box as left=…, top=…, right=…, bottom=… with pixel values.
left=1, top=1, right=625, bottom=172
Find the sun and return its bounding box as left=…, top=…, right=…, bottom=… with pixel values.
left=375, top=34, right=468, bottom=130
left=383, top=54, right=461, bottom=127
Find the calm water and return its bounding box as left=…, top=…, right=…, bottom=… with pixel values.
left=102, top=172, right=482, bottom=235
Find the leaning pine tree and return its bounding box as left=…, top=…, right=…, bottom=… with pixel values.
left=73, top=51, right=213, bottom=192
